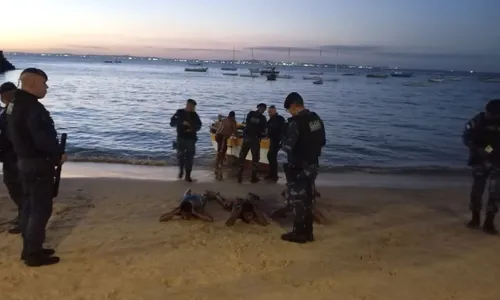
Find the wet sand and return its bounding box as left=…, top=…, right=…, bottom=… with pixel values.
left=0, top=163, right=499, bottom=300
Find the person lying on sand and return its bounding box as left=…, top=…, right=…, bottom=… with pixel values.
left=159, top=189, right=214, bottom=222
left=273, top=189, right=329, bottom=224
left=213, top=192, right=270, bottom=226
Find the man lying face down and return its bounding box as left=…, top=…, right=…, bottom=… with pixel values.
left=214, top=192, right=269, bottom=226
left=159, top=189, right=214, bottom=222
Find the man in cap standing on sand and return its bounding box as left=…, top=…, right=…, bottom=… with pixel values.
left=237, top=103, right=267, bottom=183
left=7, top=68, right=67, bottom=267
left=170, top=99, right=202, bottom=182
left=0, top=81, right=25, bottom=234
left=280, top=92, right=325, bottom=243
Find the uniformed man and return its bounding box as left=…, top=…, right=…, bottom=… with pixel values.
left=462, top=99, right=500, bottom=235
left=265, top=105, right=286, bottom=181
left=170, top=99, right=202, bottom=182
left=7, top=68, right=66, bottom=267
left=237, top=103, right=267, bottom=183
left=280, top=92, right=326, bottom=243
left=0, top=82, right=25, bottom=234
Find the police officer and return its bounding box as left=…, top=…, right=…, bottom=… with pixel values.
left=170, top=99, right=202, bottom=182
left=7, top=68, right=66, bottom=267
left=265, top=105, right=286, bottom=181
left=280, top=92, right=325, bottom=243
left=0, top=82, right=25, bottom=234
left=237, top=103, right=267, bottom=183
left=462, top=99, right=500, bottom=235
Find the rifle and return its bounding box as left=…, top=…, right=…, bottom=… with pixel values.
left=54, top=133, right=67, bottom=198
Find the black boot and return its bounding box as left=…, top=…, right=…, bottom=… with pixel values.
left=21, top=248, right=56, bottom=260
left=250, top=171, right=260, bottom=183
left=185, top=170, right=193, bottom=183
left=467, top=211, right=481, bottom=229
left=24, top=252, right=60, bottom=267
left=304, top=212, right=314, bottom=242
left=178, top=167, right=184, bottom=179
left=483, top=213, right=498, bottom=235
left=281, top=222, right=308, bottom=244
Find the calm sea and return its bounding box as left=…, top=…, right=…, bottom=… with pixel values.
left=1, top=55, right=499, bottom=174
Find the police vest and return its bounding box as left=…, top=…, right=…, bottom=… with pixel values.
left=290, top=110, right=324, bottom=165
left=479, top=119, right=500, bottom=154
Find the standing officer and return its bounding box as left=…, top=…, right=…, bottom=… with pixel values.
left=7, top=68, right=66, bottom=267
left=0, top=82, right=24, bottom=234
left=280, top=92, right=325, bottom=243
left=237, top=103, right=267, bottom=183
left=170, top=99, right=202, bottom=182
left=462, top=99, right=500, bottom=235
left=265, top=105, right=286, bottom=181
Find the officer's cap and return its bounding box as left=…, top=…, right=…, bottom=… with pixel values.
left=486, top=99, right=500, bottom=115
left=284, top=92, right=304, bottom=109
left=20, top=68, right=48, bottom=81
left=0, top=82, right=17, bottom=94
left=186, top=99, right=197, bottom=106
left=257, top=103, right=267, bottom=109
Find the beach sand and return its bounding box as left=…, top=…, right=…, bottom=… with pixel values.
left=0, top=163, right=499, bottom=300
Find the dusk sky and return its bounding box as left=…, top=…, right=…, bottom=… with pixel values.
left=1, top=0, right=499, bottom=71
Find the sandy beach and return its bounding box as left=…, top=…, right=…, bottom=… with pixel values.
left=1, top=163, right=499, bottom=300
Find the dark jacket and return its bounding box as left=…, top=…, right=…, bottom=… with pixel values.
left=243, top=110, right=267, bottom=139
left=6, top=89, right=61, bottom=164
left=0, top=107, right=16, bottom=162
left=462, top=112, right=500, bottom=165
left=170, top=109, right=202, bottom=140
left=267, top=114, right=286, bottom=142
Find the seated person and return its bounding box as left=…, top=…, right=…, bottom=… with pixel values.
left=214, top=192, right=269, bottom=226
left=159, top=189, right=214, bottom=222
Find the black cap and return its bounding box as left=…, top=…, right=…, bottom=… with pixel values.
left=486, top=99, right=500, bottom=115
left=0, top=82, right=17, bottom=94
left=257, top=103, right=267, bottom=109
left=269, top=105, right=276, bottom=109
left=284, top=92, right=304, bottom=109
left=228, top=111, right=235, bottom=117
left=187, top=99, right=197, bottom=106
left=20, top=68, right=48, bottom=80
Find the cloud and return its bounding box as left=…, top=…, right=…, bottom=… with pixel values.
left=63, top=44, right=109, bottom=50
left=373, top=51, right=488, bottom=59
left=247, top=45, right=383, bottom=54
left=319, top=45, right=382, bottom=53
left=247, top=46, right=319, bottom=53
left=145, top=46, right=241, bottom=53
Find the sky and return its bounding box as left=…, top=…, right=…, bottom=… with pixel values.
left=1, top=0, right=499, bottom=71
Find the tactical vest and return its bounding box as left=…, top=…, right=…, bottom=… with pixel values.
left=290, top=110, right=324, bottom=166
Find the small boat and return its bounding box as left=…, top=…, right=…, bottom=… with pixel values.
left=239, top=73, right=260, bottom=78
left=310, top=72, right=324, bottom=75
left=366, top=73, right=389, bottom=78
left=185, top=67, right=208, bottom=72
left=188, top=62, right=202, bottom=66
left=266, top=73, right=277, bottom=81
left=390, top=71, right=413, bottom=78
left=303, top=75, right=322, bottom=80
left=222, top=72, right=238, bottom=76
left=313, top=79, right=323, bottom=85
left=428, top=77, right=444, bottom=83
left=323, top=78, right=339, bottom=82
left=210, top=116, right=270, bottom=170
left=342, top=73, right=358, bottom=76
left=277, top=74, right=293, bottom=79
left=221, top=67, right=237, bottom=71
left=260, top=67, right=280, bottom=75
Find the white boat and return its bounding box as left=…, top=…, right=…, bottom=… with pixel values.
left=303, top=75, right=322, bottom=80
left=209, top=116, right=270, bottom=169
left=222, top=72, right=238, bottom=76
left=428, top=77, right=444, bottom=83
left=313, top=79, right=323, bottom=85
left=185, top=65, right=208, bottom=72
left=239, top=73, right=260, bottom=78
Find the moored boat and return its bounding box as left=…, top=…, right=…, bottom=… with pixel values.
left=260, top=67, right=280, bottom=75
left=185, top=67, right=208, bottom=72
left=390, top=71, right=413, bottom=78
left=366, top=73, right=389, bottom=78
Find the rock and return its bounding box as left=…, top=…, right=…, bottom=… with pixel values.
left=0, top=50, right=15, bottom=74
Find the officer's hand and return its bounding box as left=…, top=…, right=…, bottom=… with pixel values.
left=61, top=153, right=68, bottom=164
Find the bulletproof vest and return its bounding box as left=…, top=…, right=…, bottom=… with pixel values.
left=290, top=110, right=324, bottom=165
left=244, top=111, right=263, bottom=137
left=477, top=118, right=500, bottom=151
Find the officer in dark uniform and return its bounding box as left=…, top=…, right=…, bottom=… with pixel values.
left=7, top=68, right=66, bottom=267
left=0, top=82, right=25, bottom=234
left=265, top=105, right=286, bottom=181
left=280, top=92, right=326, bottom=243
left=462, top=99, right=500, bottom=235
left=170, top=99, right=202, bottom=182
left=237, top=103, right=267, bottom=183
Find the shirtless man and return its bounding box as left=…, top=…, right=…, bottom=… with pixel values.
left=214, top=192, right=269, bottom=226
left=159, top=189, right=214, bottom=222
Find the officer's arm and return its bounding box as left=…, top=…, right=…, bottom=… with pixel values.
left=27, top=107, right=60, bottom=158
left=245, top=112, right=252, bottom=124
left=193, top=112, right=202, bottom=132
left=462, top=114, right=483, bottom=150
left=170, top=110, right=181, bottom=127
left=281, top=120, right=299, bottom=154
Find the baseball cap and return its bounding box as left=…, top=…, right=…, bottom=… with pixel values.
left=0, top=82, right=17, bottom=94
